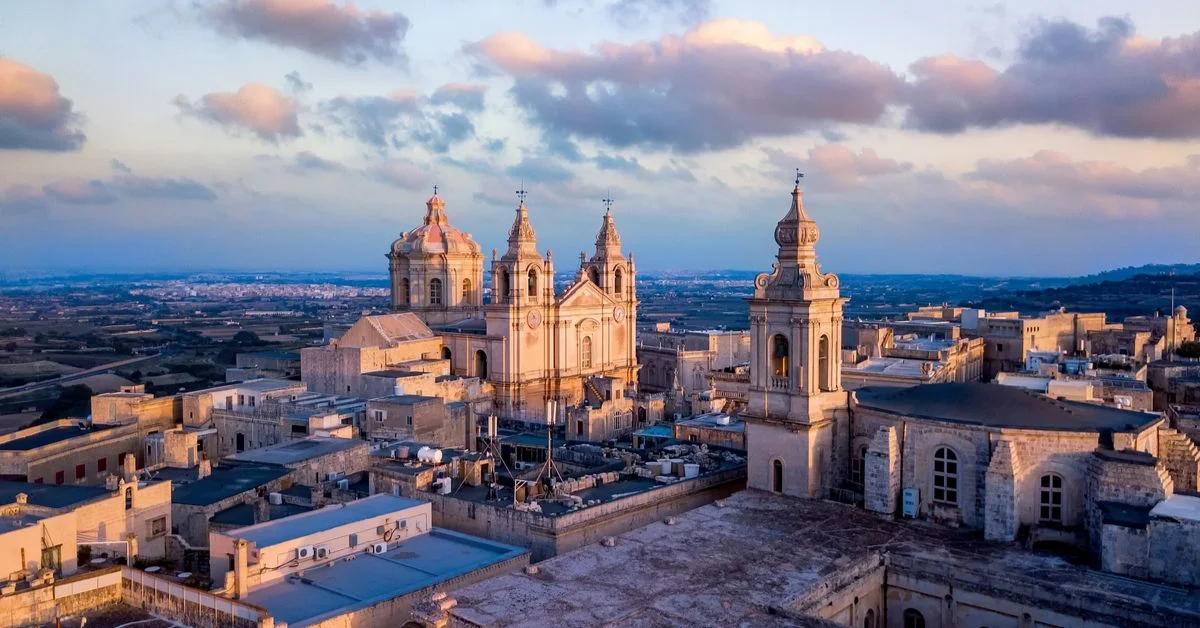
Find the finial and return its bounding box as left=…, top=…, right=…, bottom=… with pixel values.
left=580, top=251, right=586, bottom=265
left=794, top=168, right=804, bottom=188
left=433, top=184, right=439, bottom=196
left=602, top=192, right=614, bottom=214
left=515, top=183, right=528, bottom=204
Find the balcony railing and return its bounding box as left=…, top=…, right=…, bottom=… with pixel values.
left=769, top=376, right=789, bottom=390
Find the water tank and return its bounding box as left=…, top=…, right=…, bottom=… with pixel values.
left=268, top=492, right=282, bottom=505
left=416, top=446, right=431, bottom=463
left=393, top=384, right=405, bottom=396
left=683, top=463, right=700, bottom=479
left=714, top=415, right=732, bottom=426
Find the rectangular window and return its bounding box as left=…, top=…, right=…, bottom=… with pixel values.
left=97, top=457, right=107, bottom=473
left=148, top=516, right=167, bottom=538
left=291, top=424, right=307, bottom=435
left=406, top=415, right=413, bottom=426
left=373, top=410, right=384, bottom=422
left=248, top=396, right=256, bottom=407
left=75, top=464, right=85, bottom=480
left=55, top=470, right=65, bottom=485
left=41, top=545, right=62, bottom=575
left=576, top=420, right=584, bottom=436
left=225, top=395, right=233, bottom=409
left=238, top=394, right=245, bottom=406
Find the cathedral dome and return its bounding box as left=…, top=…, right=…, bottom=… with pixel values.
left=391, top=193, right=482, bottom=257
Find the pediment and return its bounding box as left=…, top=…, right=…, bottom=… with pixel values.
left=557, top=279, right=616, bottom=310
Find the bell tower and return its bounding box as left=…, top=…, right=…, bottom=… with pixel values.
left=744, top=172, right=849, bottom=498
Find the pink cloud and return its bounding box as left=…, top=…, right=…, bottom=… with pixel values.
left=0, top=57, right=86, bottom=151
left=174, top=83, right=301, bottom=142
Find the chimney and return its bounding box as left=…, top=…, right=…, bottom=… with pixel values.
left=122, top=452, right=137, bottom=480
left=234, top=539, right=250, bottom=599
left=197, top=457, right=212, bottom=480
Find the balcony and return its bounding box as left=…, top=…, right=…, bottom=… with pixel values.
left=769, top=376, right=789, bottom=390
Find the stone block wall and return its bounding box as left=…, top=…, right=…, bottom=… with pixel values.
left=1156, top=427, right=1200, bottom=492
left=1147, top=516, right=1200, bottom=586
left=1086, top=452, right=1173, bottom=557
left=864, top=426, right=898, bottom=517
left=984, top=440, right=1019, bottom=541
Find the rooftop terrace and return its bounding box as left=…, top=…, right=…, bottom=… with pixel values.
left=229, top=494, right=424, bottom=547
left=169, top=465, right=290, bottom=506
left=0, top=423, right=113, bottom=451
left=224, top=437, right=363, bottom=467
left=0, top=481, right=111, bottom=508
left=243, top=528, right=526, bottom=626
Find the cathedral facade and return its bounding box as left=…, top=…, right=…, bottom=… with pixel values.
left=387, top=191, right=639, bottom=421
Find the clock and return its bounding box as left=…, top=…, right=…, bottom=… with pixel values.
left=613, top=306, right=626, bottom=322
left=526, top=310, right=542, bottom=328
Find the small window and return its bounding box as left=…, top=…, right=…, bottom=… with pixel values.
left=125, top=487, right=133, bottom=510
left=401, top=278, right=411, bottom=305
left=373, top=410, right=384, bottom=423
left=55, top=470, right=65, bottom=485
left=772, top=459, right=784, bottom=493
left=148, top=516, right=167, bottom=538
left=576, top=419, right=584, bottom=436
left=118, top=453, right=127, bottom=467
left=406, top=416, right=413, bottom=426
left=903, top=609, right=925, bottom=628
left=462, top=278, right=471, bottom=302
left=430, top=278, right=443, bottom=305
left=1039, top=473, right=1064, bottom=524
left=933, top=447, right=958, bottom=506
left=349, top=533, right=358, bottom=547
left=290, top=424, right=307, bottom=435
left=689, top=434, right=699, bottom=442
left=864, top=609, right=875, bottom=628
left=581, top=336, right=593, bottom=369
left=75, top=464, right=85, bottom=480
left=851, top=445, right=867, bottom=487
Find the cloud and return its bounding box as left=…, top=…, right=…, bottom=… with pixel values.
left=967, top=150, right=1200, bottom=205
left=367, top=159, right=427, bottom=190
left=174, top=83, right=301, bottom=142
left=429, top=83, right=487, bottom=112
left=468, top=19, right=903, bottom=152
left=0, top=57, right=86, bottom=151
left=505, top=157, right=577, bottom=183
left=594, top=153, right=695, bottom=182
left=321, top=88, right=481, bottom=153
left=199, top=0, right=410, bottom=67
left=0, top=170, right=217, bottom=212
left=292, top=150, right=345, bottom=172
left=608, top=0, right=711, bottom=29
left=110, top=159, right=134, bottom=174
left=284, top=71, right=313, bottom=93
left=764, top=145, right=913, bottom=188
left=906, top=17, right=1200, bottom=139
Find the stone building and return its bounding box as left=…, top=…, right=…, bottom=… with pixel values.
left=0, top=419, right=142, bottom=486
left=388, top=191, right=639, bottom=425
left=637, top=324, right=750, bottom=418
left=841, top=325, right=985, bottom=389
left=180, top=379, right=308, bottom=428
left=365, top=394, right=471, bottom=448
left=973, top=309, right=1109, bottom=379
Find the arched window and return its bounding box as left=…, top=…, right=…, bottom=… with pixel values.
left=588, top=267, right=600, bottom=286
left=581, top=337, right=593, bottom=369
left=818, top=334, right=831, bottom=391
left=441, top=346, right=451, bottom=361
left=528, top=268, right=538, bottom=298
left=429, top=278, right=443, bottom=305
left=1039, top=473, right=1063, bottom=524
left=498, top=269, right=510, bottom=303
left=851, top=445, right=868, bottom=487
left=125, top=487, right=133, bottom=510
left=475, top=350, right=488, bottom=379
left=863, top=609, right=875, bottom=628
left=772, top=459, right=784, bottom=493
left=401, top=278, right=410, bottom=305
left=771, top=335, right=790, bottom=378
left=462, top=278, right=471, bottom=302
left=614, top=268, right=624, bottom=294
left=933, top=447, right=958, bottom=505
left=902, top=609, right=925, bottom=628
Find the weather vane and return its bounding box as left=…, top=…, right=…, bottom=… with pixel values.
left=795, top=168, right=804, bottom=186
left=515, top=183, right=528, bottom=203
left=433, top=184, right=439, bottom=195
left=602, top=192, right=614, bottom=211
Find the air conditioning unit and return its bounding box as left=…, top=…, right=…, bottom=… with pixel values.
left=315, top=546, right=329, bottom=560
left=297, top=545, right=314, bottom=560
left=337, top=478, right=350, bottom=490
left=370, top=542, right=388, bottom=554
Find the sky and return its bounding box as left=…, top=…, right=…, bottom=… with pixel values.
left=1, top=0, right=1199, bottom=277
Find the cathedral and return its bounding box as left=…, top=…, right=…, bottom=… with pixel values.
left=387, top=190, right=639, bottom=423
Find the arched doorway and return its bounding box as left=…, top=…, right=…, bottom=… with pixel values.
left=475, top=350, right=488, bottom=379
left=235, top=433, right=245, bottom=453
left=441, top=346, right=452, bottom=361
left=772, top=459, right=784, bottom=493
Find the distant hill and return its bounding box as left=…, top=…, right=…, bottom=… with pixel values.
left=967, top=272, right=1200, bottom=319
left=1072, top=264, right=1200, bottom=284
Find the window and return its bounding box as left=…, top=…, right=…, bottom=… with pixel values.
left=406, top=416, right=413, bottom=426
left=125, top=487, right=133, bottom=510
left=290, top=425, right=307, bottom=435
left=75, top=464, right=85, bottom=480
left=461, top=278, right=471, bottom=302
left=373, top=410, right=385, bottom=423
left=441, top=346, right=451, bottom=361
left=576, top=419, right=584, bottom=436
left=996, top=343, right=1004, bottom=352
left=41, top=545, right=62, bottom=576
left=581, top=336, right=593, bottom=369
left=55, top=470, right=65, bottom=485
left=475, top=350, right=488, bottom=379
left=689, top=434, right=699, bottom=442
left=238, top=394, right=245, bottom=406
left=148, top=516, right=167, bottom=538
left=864, top=609, right=875, bottom=628
left=1039, top=473, right=1063, bottom=524
left=118, top=453, right=127, bottom=467
left=772, top=459, right=784, bottom=493
left=614, top=268, right=624, bottom=294
left=248, top=395, right=255, bottom=407
left=851, top=445, right=867, bottom=487
left=349, top=533, right=358, bottom=547
left=903, top=609, right=925, bottom=628
left=236, top=432, right=246, bottom=452
left=401, top=278, right=411, bottom=305
left=588, top=267, right=600, bottom=285
left=225, top=395, right=233, bottom=409
left=527, top=268, right=538, bottom=297
left=818, top=335, right=831, bottom=391
left=771, top=335, right=790, bottom=378
left=429, top=278, right=443, bottom=305
left=933, top=447, right=958, bottom=505
left=498, top=270, right=510, bottom=301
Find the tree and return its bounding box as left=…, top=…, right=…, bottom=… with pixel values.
left=232, top=330, right=264, bottom=345
left=1179, top=341, right=1200, bottom=359
left=37, top=384, right=94, bottom=423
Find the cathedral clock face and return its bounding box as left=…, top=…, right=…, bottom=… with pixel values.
left=526, top=310, right=542, bottom=329
left=613, top=305, right=626, bottom=322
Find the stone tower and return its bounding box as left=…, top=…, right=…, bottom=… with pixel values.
left=387, top=190, right=484, bottom=326
left=744, top=175, right=850, bottom=498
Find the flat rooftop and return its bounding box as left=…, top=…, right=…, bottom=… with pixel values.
left=170, top=465, right=290, bottom=506
left=1150, top=494, right=1200, bottom=523
left=210, top=501, right=311, bottom=526
left=677, top=413, right=744, bottom=433
left=0, top=481, right=111, bottom=508
left=371, top=394, right=442, bottom=405
left=243, top=528, right=526, bottom=626
left=845, top=357, right=938, bottom=377
left=447, top=490, right=1200, bottom=627
left=0, top=512, right=46, bottom=532
left=197, top=378, right=300, bottom=394
left=0, top=424, right=113, bottom=451
left=229, top=494, right=425, bottom=548
left=854, top=383, right=1160, bottom=432
left=225, top=437, right=363, bottom=467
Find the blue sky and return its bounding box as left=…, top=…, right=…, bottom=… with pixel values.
left=1, top=0, right=1198, bottom=276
